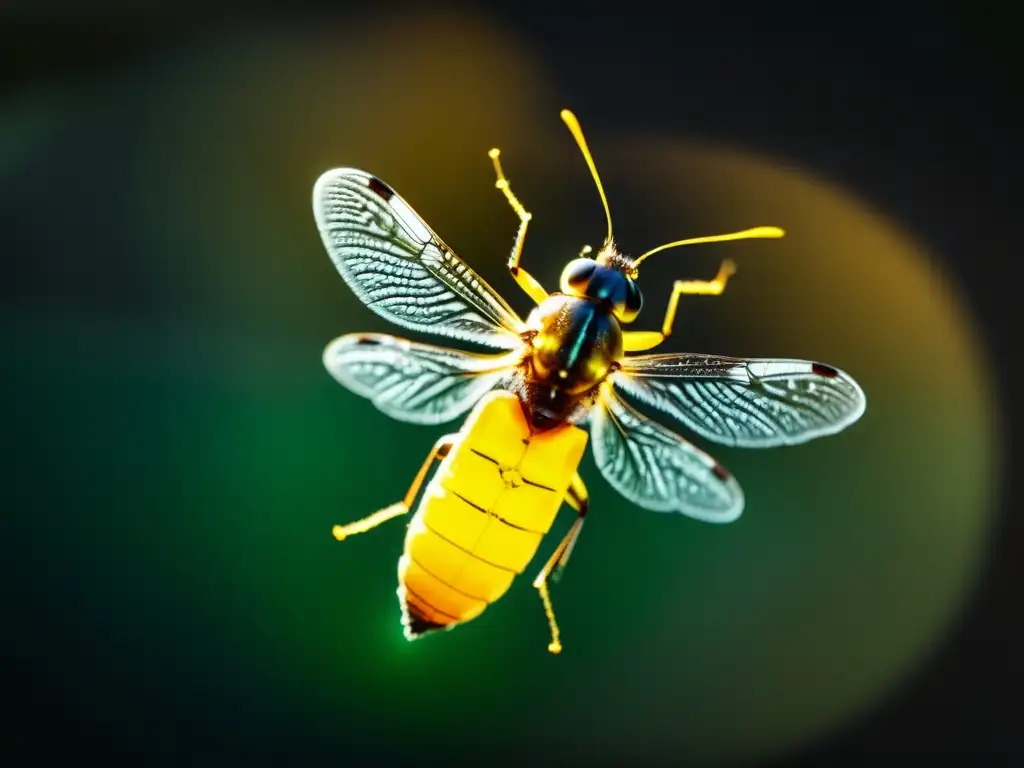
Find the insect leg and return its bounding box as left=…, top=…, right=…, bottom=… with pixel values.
left=533, top=473, right=589, bottom=654
left=622, top=259, right=737, bottom=352
left=332, top=433, right=459, bottom=541
left=487, top=148, right=548, bottom=305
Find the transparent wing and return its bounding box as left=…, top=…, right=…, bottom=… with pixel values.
left=590, top=387, right=744, bottom=523
left=615, top=353, right=866, bottom=448
left=323, top=333, right=519, bottom=425
left=314, top=168, right=524, bottom=349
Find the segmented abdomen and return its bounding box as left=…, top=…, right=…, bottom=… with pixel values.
left=397, top=390, right=588, bottom=639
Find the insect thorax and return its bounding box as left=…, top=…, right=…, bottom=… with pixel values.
left=516, top=294, right=622, bottom=430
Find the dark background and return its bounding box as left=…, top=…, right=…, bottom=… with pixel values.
left=3, top=6, right=1019, bottom=765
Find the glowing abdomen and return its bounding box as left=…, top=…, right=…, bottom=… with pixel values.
left=397, top=390, right=588, bottom=639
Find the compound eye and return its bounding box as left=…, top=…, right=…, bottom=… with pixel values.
left=618, top=279, right=643, bottom=323
left=560, top=258, right=597, bottom=296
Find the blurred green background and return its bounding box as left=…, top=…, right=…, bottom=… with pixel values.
left=3, top=11, right=1003, bottom=766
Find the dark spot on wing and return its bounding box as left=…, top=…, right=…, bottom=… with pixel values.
left=367, top=176, right=394, bottom=201
left=812, top=363, right=838, bottom=378
left=354, top=336, right=381, bottom=346
left=711, top=463, right=730, bottom=482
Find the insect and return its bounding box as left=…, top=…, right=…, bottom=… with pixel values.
left=314, top=110, right=866, bottom=654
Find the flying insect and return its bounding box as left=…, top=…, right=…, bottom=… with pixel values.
left=315, top=110, right=866, bottom=654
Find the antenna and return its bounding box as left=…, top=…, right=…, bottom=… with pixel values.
left=631, top=226, right=785, bottom=270
left=561, top=109, right=614, bottom=248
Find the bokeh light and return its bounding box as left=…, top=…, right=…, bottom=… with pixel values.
left=4, top=10, right=999, bottom=765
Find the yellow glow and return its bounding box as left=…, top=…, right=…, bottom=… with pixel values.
left=399, top=391, right=588, bottom=638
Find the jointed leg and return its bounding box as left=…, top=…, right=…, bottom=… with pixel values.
left=534, top=473, right=589, bottom=654
left=622, top=259, right=737, bottom=353
left=552, top=474, right=588, bottom=584
left=332, top=433, right=458, bottom=541
left=488, top=148, right=548, bottom=305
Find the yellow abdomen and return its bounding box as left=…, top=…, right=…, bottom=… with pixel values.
left=397, top=390, right=588, bottom=639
